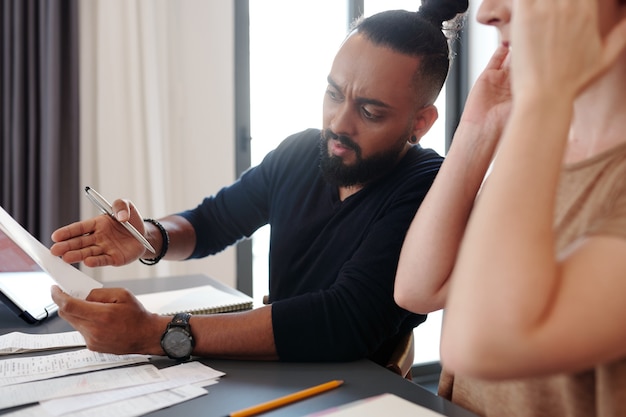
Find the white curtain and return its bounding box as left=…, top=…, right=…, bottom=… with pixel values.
left=78, top=0, right=238, bottom=287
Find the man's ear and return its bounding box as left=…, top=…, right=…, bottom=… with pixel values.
left=411, top=105, right=439, bottom=143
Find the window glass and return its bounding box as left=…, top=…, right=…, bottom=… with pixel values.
left=249, top=0, right=347, bottom=166
left=249, top=1, right=347, bottom=305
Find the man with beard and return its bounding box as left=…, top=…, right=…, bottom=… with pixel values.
left=49, top=4, right=467, bottom=364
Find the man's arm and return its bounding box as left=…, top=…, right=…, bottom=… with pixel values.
left=142, top=215, right=196, bottom=261
left=50, top=200, right=198, bottom=267
left=51, top=286, right=278, bottom=360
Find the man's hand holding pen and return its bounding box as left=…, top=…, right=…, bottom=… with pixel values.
left=50, top=197, right=149, bottom=268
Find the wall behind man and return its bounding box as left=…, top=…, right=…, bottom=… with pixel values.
left=78, top=0, right=237, bottom=288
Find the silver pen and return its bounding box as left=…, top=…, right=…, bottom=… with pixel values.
left=84, top=186, right=156, bottom=254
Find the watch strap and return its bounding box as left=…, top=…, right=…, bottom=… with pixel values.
left=168, top=312, right=192, bottom=329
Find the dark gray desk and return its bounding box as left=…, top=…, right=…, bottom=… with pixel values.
left=0, top=274, right=478, bottom=417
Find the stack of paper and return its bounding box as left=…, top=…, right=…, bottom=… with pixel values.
left=0, top=334, right=226, bottom=417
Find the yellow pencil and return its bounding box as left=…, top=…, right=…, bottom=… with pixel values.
left=228, top=379, right=344, bottom=417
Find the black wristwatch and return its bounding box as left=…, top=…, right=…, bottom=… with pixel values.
left=160, top=312, right=195, bottom=361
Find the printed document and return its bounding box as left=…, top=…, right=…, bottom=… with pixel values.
left=39, top=361, right=224, bottom=416
left=0, top=349, right=149, bottom=387
left=4, top=385, right=208, bottom=417
left=0, top=331, right=85, bottom=355
left=0, top=364, right=165, bottom=409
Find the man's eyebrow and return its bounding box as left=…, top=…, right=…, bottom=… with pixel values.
left=327, top=76, right=393, bottom=109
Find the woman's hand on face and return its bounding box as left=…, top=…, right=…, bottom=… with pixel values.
left=459, top=44, right=512, bottom=140
left=510, top=0, right=626, bottom=101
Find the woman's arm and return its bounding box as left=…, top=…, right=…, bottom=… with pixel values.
left=394, top=46, right=511, bottom=314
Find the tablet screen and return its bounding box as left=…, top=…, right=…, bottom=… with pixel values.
left=0, top=228, right=58, bottom=323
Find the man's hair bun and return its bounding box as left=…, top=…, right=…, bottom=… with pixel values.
left=418, top=0, right=469, bottom=27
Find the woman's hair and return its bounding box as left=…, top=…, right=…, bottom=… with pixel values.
left=351, top=0, right=468, bottom=105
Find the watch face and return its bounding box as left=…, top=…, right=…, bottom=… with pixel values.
left=162, top=328, right=193, bottom=359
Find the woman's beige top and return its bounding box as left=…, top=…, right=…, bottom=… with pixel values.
left=440, top=141, right=626, bottom=417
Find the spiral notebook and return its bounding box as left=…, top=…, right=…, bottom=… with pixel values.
left=135, top=284, right=253, bottom=315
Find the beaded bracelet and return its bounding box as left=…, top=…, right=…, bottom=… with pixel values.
left=139, top=218, right=169, bottom=266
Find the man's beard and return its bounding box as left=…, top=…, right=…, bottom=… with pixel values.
left=319, top=129, right=409, bottom=187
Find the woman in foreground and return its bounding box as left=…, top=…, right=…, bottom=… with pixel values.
left=395, top=0, right=626, bottom=415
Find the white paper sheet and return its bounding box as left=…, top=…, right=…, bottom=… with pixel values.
left=40, top=361, right=224, bottom=416
left=3, top=385, right=208, bottom=417
left=0, top=331, right=86, bottom=355
left=0, top=349, right=149, bottom=387
left=0, top=364, right=165, bottom=410
left=306, top=393, right=446, bottom=417
left=0, top=206, right=101, bottom=299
